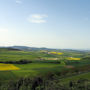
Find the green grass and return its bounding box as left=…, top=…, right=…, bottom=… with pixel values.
left=0, top=48, right=90, bottom=84
left=0, top=63, right=65, bottom=82
left=0, top=71, right=17, bottom=82
left=0, top=50, right=60, bottom=61
left=60, top=72, right=90, bottom=83
left=0, top=48, right=66, bottom=82
left=13, top=63, right=64, bottom=77
left=0, top=51, right=38, bottom=61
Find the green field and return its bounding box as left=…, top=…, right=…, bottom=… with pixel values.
left=0, top=48, right=65, bottom=81
left=0, top=63, right=66, bottom=83
left=13, top=63, right=64, bottom=77
left=0, top=48, right=90, bottom=84
left=60, top=72, right=90, bottom=83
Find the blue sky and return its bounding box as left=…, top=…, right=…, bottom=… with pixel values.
left=0, top=0, right=90, bottom=49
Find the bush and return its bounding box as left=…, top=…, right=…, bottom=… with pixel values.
left=0, top=59, right=32, bottom=64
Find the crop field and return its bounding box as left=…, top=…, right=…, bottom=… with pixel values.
left=0, top=63, right=65, bottom=82
left=0, top=50, right=63, bottom=61
left=13, top=63, right=65, bottom=77
left=0, top=51, right=38, bottom=61
left=49, top=51, right=63, bottom=55
left=0, top=63, right=20, bottom=71
left=0, top=48, right=90, bottom=85
left=60, top=72, right=90, bottom=83
left=67, top=57, right=81, bottom=60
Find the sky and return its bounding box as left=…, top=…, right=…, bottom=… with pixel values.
left=0, top=0, right=90, bottom=49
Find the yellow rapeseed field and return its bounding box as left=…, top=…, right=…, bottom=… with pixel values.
left=0, top=63, right=20, bottom=71
left=49, top=52, right=63, bottom=55
left=67, top=57, right=81, bottom=60
left=57, top=52, right=63, bottom=55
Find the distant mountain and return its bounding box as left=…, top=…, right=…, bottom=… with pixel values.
left=11, top=46, right=32, bottom=51
left=0, top=47, right=21, bottom=51
left=0, top=46, right=90, bottom=52
left=10, top=46, right=56, bottom=51
left=0, top=46, right=58, bottom=51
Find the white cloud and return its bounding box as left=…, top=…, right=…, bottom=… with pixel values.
left=16, top=0, right=22, bottom=4
left=27, top=14, right=48, bottom=24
